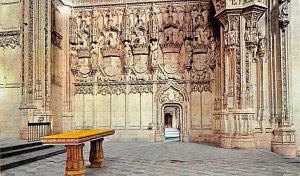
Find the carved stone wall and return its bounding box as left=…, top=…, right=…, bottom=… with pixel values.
left=0, top=0, right=22, bottom=138
left=65, top=0, right=217, bottom=141
left=290, top=0, right=300, bottom=152
left=0, top=0, right=298, bottom=157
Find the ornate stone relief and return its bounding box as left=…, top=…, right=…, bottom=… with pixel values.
left=0, top=31, right=21, bottom=49
left=74, top=85, right=94, bottom=94
left=69, top=1, right=216, bottom=107
left=97, top=84, right=126, bottom=95
left=156, top=83, right=188, bottom=103
left=160, top=87, right=184, bottom=104
left=278, top=0, right=290, bottom=124
left=191, top=82, right=211, bottom=93
left=129, top=84, right=153, bottom=94
left=69, top=1, right=217, bottom=84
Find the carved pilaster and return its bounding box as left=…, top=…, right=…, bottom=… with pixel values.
left=278, top=0, right=290, bottom=125
left=271, top=0, right=296, bottom=158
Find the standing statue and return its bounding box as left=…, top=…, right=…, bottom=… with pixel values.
left=123, top=41, right=133, bottom=66
left=185, top=40, right=193, bottom=64
left=150, top=40, right=159, bottom=65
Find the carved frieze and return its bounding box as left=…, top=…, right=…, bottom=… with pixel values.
left=191, top=83, right=211, bottom=93
left=129, top=84, right=153, bottom=94
left=68, top=1, right=216, bottom=97
left=75, top=85, right=94, bottom=94
left=0, top=31, right=21, bottom=49
left=97, top=85, right=126, bottom=95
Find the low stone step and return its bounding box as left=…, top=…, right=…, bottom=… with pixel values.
left=0, top=145, right=53, bottom=159
left=0, top=142, right=42, bottom=153
left=0, top=146, right=66, bottom=171
left=165, top=128, right=180, bottom=138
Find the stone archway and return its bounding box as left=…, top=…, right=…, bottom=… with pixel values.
left=155, top=83, right=189, bottom=142
left=163, top=104, right=181, bottom=142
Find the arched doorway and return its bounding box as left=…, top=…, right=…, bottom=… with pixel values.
left=163, top=104, right=181, bottom=142
left=164, top=113, right=172, bottom=128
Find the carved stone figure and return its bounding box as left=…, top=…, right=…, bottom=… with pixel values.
left=105, top=33, right=117, bottom=48
left=185, top=40, right=193, bottom=63
left=150, top=40, right=159, bottom=65
left=90, top=43, right=99, bottom=70
left=123, top=41, right=133, bottom=66
left=70, top=49, right=79, bottom=74
left=165, top=30, right=174, bottom=44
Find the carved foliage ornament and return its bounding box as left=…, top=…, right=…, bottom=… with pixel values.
left=0, top=31, right=21, bottom=49
left=97, top=85, right=126, bottom=95
left=160, top=87, right=184, bottom=103
left=75, top=85, right=93, bottom=94
left=191, top=82, right=211, bottom=93
left=130, top=84, right=153, bottom=94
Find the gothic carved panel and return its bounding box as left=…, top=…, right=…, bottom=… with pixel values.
left=75, top=85, right=94, bottom=94
left=0, top=31, right=21, bottom=49
left=129, top=84, right=153, bottom=94
left=69, top=1, right=217, bottom=84
left=97, top=85, right=126, bottom=95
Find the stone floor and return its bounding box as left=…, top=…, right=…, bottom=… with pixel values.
left=1, top=140, right=300, bottom=176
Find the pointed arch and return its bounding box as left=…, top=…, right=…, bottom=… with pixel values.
left=155, top=82, right=189, bottom=104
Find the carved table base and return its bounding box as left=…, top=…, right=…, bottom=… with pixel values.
left=89, top=138, right=104, bottom=168
left=65, top=144, right=85, bottom=176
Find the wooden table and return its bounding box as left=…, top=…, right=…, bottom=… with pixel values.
left=41, top=129, right=115, bottom=176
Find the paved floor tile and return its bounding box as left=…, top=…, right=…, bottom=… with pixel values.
left=1, top=141, right=300, bottom=175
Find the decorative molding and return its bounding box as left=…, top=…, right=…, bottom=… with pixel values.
left=0, top=30, right=21, bottom=49
left=45, top=0, right=50, bottom=110
left=59, top=0, right=208, bottom=7
left=28, top=0, right=34, bottom=97
left=191, top=83, right=211, bottom=93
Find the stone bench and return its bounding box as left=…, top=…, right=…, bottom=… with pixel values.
left=41, top=129, right=115, bottom=176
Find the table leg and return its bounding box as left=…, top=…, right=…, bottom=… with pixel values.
left=65, top=144, right=85, bottom=176
left=89, top=138, right=104, bottom=168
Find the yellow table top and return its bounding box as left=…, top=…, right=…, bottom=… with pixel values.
left=41, top=129, right=115, bottom=145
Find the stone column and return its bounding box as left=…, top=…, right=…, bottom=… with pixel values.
left=20, top=0, right=53, bottom=139
left=215, top=1, right=267, bottom=149
left=271, top=0, right=297, bottom=158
